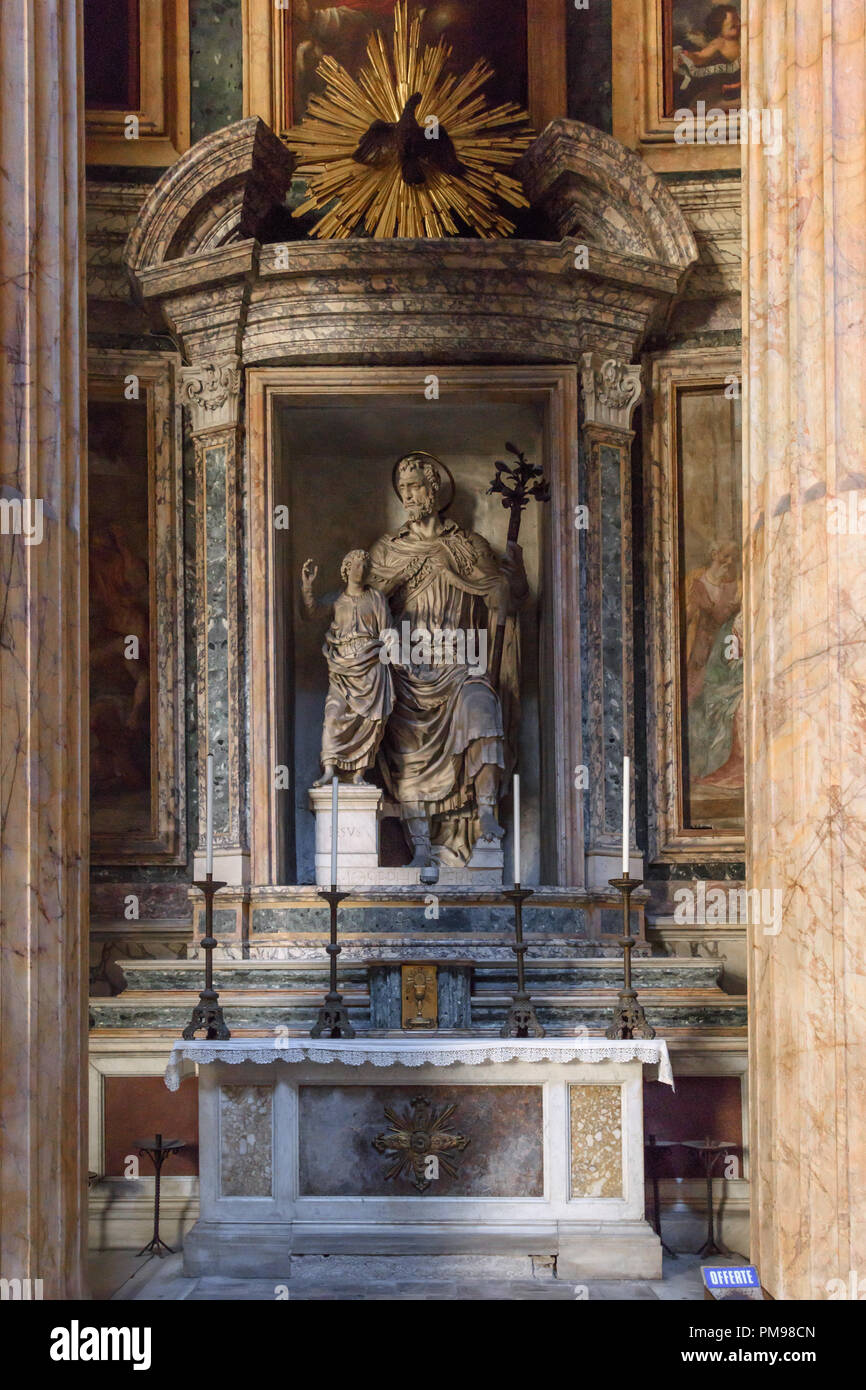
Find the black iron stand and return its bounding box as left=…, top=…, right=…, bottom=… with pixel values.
left=645, top=1134, right=678, bottom=1257
left=605, top=874, right=655, bottom=1040
left=182, top=874, right=230, bottom=1040
left=500, top=886, right=545, bottom=1038
left=135, top=1134, right=184, bottom=1257
left=311, top=887, right=354, bottom=1038
left=687, top=1139, right=741, bottom=1258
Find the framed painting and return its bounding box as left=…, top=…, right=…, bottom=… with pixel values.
left=662, top=0, right=742, bottom=117
left=243, top=0, right=566, bottom=142
left=88, top=353, right=186, bottom=863
left=83, top=0, right=190, bottom=165
left=612, top=0, right=741, bottom=171
left=645, top=348, right=744, bottom=861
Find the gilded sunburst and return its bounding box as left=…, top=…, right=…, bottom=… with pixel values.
left=286, top=0, right=534, bottom=240
left=372, top=1095, right=470, bottom=1191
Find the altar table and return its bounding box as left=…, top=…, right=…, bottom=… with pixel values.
left=166, top=1037, right=672, bottom=1280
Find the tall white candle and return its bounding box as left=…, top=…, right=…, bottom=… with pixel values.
left=513, top=773, right=521, bottom=885
left=622, top=755, right=630, bottom=876
left=330, top=775, right=339, bottom=886
left=205, top=752, right=214, bottom=876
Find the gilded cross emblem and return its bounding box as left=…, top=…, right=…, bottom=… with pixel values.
left=372, top=1096, right=470, bottom=1192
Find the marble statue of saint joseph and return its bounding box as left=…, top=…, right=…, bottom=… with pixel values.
left=366, top=453, right=526, bottom=868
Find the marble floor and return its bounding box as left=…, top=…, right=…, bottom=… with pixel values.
left=91, top=1250, right=750, bottom=1301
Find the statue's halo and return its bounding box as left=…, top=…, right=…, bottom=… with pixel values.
left=391, top=452, right=455, bottom=514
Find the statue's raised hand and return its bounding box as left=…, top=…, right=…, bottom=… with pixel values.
left=301, top=558, right=319, bottom=617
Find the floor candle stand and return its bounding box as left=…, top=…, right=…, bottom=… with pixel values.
left=134, top=1134, right=185, bottom=1257
left=683, top=1138, right=742, bottom=1258
left=500, top=886, right=545, bottom=1038
left=645, top=1135, right=679, bottom=1257
left=605, top=873, right=655, bottom=1040
left=311, top=887, right=355, bottom=1038
left=182, top=874, right=230, bottom=1040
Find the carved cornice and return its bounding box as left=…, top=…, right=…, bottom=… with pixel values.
left=580, top=353, right=642, bottom=432
left=141, top=237, right=667, bottom=367
left=124, top=117, right=699, bottom=369
left=179, top=360, right=242, bottom=434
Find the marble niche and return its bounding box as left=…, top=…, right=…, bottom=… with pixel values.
left=123, top=114, right=698, bottom=897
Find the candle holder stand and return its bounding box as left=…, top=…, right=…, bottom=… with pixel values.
left=683, top=1138, right=743, bottom=1258
left=605, top=874, right=655, bottom=1040
left=500, top=886, right=545, bottom=1038
left=311, top=887, right=355, bottom=1038
left=134, top=1133, right=185, bottom=1256
left=182, top=874, right=230, bottom=1040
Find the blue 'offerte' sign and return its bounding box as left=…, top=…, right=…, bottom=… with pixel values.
left=702, top=1265, right=760, bottom=1291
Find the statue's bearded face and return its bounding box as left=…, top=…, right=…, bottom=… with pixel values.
left=399, top=470, right=437, bottom=521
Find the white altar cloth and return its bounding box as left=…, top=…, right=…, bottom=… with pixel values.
left=165, top=1035, right=673, bottom=1091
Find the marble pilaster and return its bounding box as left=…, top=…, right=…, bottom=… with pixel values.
left=180, top=358, right=250, bottom=884
left=580, top=353, right=643, bottom=888
left=744, top=0, right=866, bottom=1299
left=0, top=0, right=88, bottom=1296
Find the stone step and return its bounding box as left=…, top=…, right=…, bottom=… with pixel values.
left=89, top=988, right=746, bottom=1032
left=117, top=957, right=724, bottom=992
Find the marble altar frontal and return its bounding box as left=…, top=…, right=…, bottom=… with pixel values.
left=168, top=1039, right=670, bottom=1280
left=298, top=1085, right=544, bottom=1197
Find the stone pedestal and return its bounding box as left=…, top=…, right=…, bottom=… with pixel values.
left=309, top=784, right=383, bottom=885
left=168, top=1038, right=668, bottom=1279
left=308, top=784, right=504, bottom=887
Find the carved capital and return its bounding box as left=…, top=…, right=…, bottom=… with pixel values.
left=179, top=359, right=242, bottom=434
left=580, top=353, right=642, bottom=432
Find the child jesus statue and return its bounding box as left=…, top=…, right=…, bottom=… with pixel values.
left=302, top=549, right=394, bottom=786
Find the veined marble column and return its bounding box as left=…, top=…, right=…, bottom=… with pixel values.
left=744, top=0, right=866, bottom=1298
left=0, top=1, right=88, bottom=1296
left=180, top=359, right=250, bottom=884
left=580, top=353, right=642, bottom=888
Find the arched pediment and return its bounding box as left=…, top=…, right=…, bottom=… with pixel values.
left=519, top=119, right=698, bottom=271
left=123, top=116, right=697, bottom=367
left=125, top=117, right=294, bottom=276
left=126, top=115, right=697, bottom=278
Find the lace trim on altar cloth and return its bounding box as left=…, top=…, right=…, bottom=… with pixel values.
left=164, top=1038, right=673, bottom=1090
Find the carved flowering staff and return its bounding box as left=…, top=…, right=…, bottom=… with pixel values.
left=487, top=442, right=550, bottom=689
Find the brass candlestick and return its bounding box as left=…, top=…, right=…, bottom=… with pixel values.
left=182, top=874, right=230, bottom=1040
left=500, top=886, right=545, bottom=1038
left=605, top=874, right=655, bottom=1040
left=311, top=887, right=355, bottom=1038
